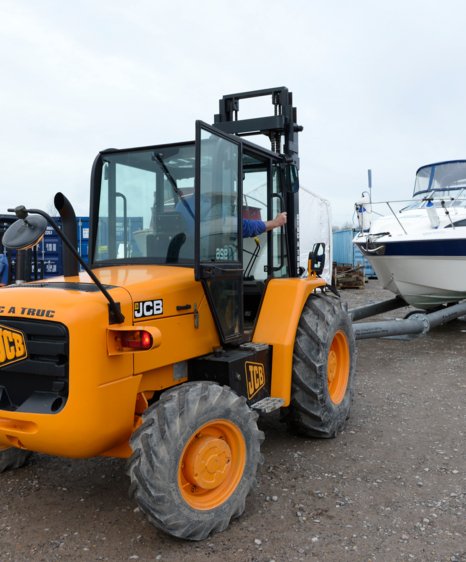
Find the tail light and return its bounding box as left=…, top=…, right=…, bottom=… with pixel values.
left=120, top=330, right=153, bottom=350
left=107, top=326, right=162, bottom=355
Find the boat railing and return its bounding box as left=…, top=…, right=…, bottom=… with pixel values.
left=355, top=195, right=466, bottom=234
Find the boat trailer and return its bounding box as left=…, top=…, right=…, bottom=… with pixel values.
left=349, top=296, right=466, bottom=339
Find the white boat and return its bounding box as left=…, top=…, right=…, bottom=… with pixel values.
left=353, top=160, right=466, bottom=309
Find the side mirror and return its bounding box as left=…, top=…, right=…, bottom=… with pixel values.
left=2, top=207, right=48, bottom=250
left=308, top=242, right=325, bottom=276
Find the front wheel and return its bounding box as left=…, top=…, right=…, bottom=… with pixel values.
left=128, top=382, right=264, bottom=541
left=282, top=292, right=356, bottom=438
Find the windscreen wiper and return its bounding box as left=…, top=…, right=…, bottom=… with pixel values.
left=152, top=152, right=194, bottom=219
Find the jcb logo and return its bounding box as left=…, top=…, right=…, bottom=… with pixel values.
left=134, top=299, right=163, bottom=319
left=245, top=361, right=265, bottom=400
left=0, top=324, right=27, bottom=368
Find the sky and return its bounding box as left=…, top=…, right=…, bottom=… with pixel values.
left=2, top=0, right=466, bottom=227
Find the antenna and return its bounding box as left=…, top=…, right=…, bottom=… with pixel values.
left=367, top=169, right=372, bottom=204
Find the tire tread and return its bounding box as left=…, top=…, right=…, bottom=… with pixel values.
left=283, top=293, right=356, bottom=438
left=128, top=382, right=263, bottom=540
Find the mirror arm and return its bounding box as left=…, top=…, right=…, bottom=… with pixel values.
left=8, top=207, right=125, bottom=324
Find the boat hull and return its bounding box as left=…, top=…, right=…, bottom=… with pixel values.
left=364, top=253, right=466, bottom=309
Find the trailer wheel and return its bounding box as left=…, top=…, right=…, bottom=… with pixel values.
left=0, top=447, right=32, bottom=473
left=128, top=381, right=264, bottom=541
left=283, top=292, right=356, bottom=438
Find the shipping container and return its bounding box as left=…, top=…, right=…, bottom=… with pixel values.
left=0, top=215, right=91, bottom=281
left=332, top=228, right=376, bottom=279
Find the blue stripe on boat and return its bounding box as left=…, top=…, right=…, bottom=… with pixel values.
left=384, top=239, right=466, bottom=256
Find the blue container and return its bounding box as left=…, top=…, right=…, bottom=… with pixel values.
left=79, top=239, right=89, bottom=258
left=42, top=239, right=61, bottom=255
left=40, top=216, right=90, bottom=273
left=44, top=223, right=60, bottom=236
left=77, top=217, right=89, bottom=237
left=41, top=256, right=63, bottom=278
left=77, top=217, right=90, bottom=250
left=332, top=229, right=355, bottom=265
left=76, top=217, right=89, bottom=269
left=332, top=228, right=377, bottom=279
left=11, top=215, right=147, bottom=278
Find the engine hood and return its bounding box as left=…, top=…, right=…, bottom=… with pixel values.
left=0, top=265, right=203, bottom=325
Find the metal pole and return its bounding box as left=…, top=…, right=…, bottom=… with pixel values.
left=353, top=300, right=466, bottom=340
left=350, top=296, right=406, bottom=322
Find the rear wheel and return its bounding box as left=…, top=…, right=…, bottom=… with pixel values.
left=128, top=381, right=263, bottom=540
left=283, top=292, right=356, bottom=438
left=0, top=447, right=32, bottom=473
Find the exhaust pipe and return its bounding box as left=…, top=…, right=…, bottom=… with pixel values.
left=54, top=192, right=79, bottom=277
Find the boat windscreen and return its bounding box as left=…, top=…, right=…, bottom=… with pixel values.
left=414, top=161, right=466, bottom=193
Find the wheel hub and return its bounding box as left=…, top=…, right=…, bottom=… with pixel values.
left=327, top=330, right=350, bottom=405
left=328, top=350, right=337, bottom=384
left=183, top=435, right=232, bottom=490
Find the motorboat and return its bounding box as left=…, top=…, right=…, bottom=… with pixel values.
left=353, top=160, right=466, bottom=309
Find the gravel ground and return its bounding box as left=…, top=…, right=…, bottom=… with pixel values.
left=0, top=280, right=465, bottom=561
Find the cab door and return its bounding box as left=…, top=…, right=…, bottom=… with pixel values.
left=194, top=121, right=243, bottom=344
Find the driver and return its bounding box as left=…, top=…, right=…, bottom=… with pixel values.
left=176, top=193, right=287, bottom=237
left=242, top=211, right=287, bottom=237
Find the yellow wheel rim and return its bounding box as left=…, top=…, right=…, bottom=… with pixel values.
left=178, top=419, right=246, bottom=510
left=327, top=330, right=350, bottom=405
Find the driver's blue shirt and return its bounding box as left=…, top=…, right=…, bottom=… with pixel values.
left=0, top=254, right=9, bottom=285
left=242, top=219, right=266, bottom=237
left=176, top=195, right=266, bottom=238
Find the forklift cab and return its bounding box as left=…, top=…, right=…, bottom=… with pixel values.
left=90, top=89, right=300, bottom=345
left=90, top=125, right=290, bottom=343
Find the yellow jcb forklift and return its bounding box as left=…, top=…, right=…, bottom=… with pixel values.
left=0, top=87, right=355, bottom=540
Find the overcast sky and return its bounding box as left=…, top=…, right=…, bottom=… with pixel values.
left=2, top=0, right=466, bottom=226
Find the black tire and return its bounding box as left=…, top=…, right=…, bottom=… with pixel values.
left=0, top=447, right=32, bottom=473
left=127, top=381, right=264, bottom=541
left=282, top=292, right=356, bottom=438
